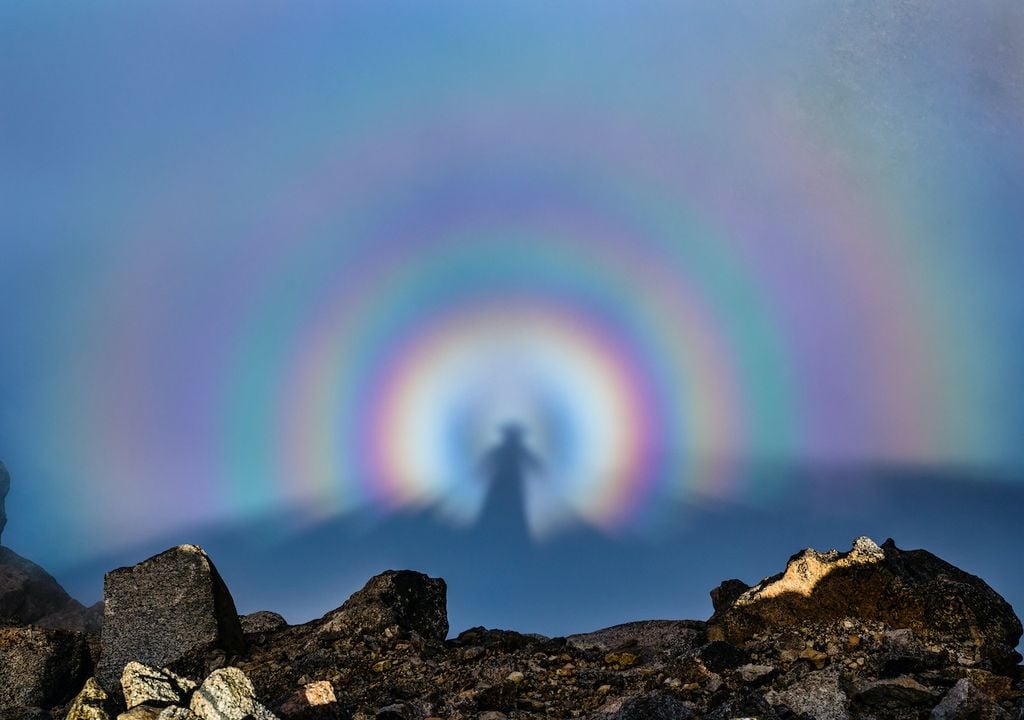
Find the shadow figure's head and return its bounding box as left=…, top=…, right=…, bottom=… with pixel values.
left=500, top=422, right=525, bottom=445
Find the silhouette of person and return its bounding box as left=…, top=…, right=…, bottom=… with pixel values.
left=0, top=461, right=9, bottom=545
left=478, top=423, right=542, bottom=538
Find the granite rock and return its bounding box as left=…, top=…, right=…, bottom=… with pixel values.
left=319, top=570, right=448, bottom=641
left=96, top=545, right=245, bottom=697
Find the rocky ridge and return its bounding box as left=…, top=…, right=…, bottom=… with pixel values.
left=0, top=534, right=1021, bottom=720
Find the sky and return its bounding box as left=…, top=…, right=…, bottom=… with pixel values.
left=1, top=2, right=1022, bottom=636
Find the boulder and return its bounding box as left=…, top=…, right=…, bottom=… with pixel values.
left=854, top=676, right=936, bottom=706
left=0, top=545, right=88, bottom=626
left=931, top=678, right=1011, bottom=720
left=65, top=678, right=119, bottom=720
left=277, top=682, right=337, bottom=719
left=708, top=536, right=1023, bottom=672
left=0, top=626, right=91, bottom=710
left=589, top=692, right=694, bottom=719
left=118, top=707, right=163, bottom=720
left=697, top=640, right=746, bottom=672
left=374, top=703, right=422, bottom=720
left=709, top=579, right=750, bottom=613
left=239, top=611, right=287, bottom=635
left=189, top=667, right=276, bottom=720
left=121, top=662, right=197, bottom=709
left=567, top=619, right=706, bottom=654
left=157, top=708, right=200, bottom=720
left=770, top=666, right=849, bottom=720
left=96, top=545, right=245, bottom=696
left=318, top=570, right=448, bottom=641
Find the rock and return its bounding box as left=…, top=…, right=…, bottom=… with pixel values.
left=0, top=545, right=90, bottom=627
left=65, top=678, right=119, bottom=720
left=476, top=714, right=506, bottom=720
left=590, top=692, right=694, bottom=719
left=157, top=708, right=200, bottom=720
left=0, top=626, right=91, bottom=710
left=118, top=707, right=163, bottom=720
left=703, top=689, right=780, bottom=720
left=96, top=545, right=245, bottom=696
left=375, top=703, right=422, bottom=720
left=735, top=663, right=776, bottom=684
left=568, top=620, right=706, bottom=654
left=318, top=570, right=448, bottom=641
left=931, top=678, right=1011, bottom=720
left=855, top=676, right=935, bottom=706
left=708, top=536, right=1023, bottom=673
left=0, top=709, right=50, bottom=720
left=121, top=662, right=197, bottom=709
left=0, top=461, right=8, bottom=544
left=239, top=611, right=287, bottom=635
left=277, top=681, right=337, bottom=719
left=190, top=667, right=276, bottom=720
left=710, top=579, right=750, bottom=613
left=697, top=640, right=746, bottom=672
left=772, top=666, right=849, bottom=720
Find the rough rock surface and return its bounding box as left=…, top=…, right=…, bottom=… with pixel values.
left=586, top=691, right=694, bottom=719
left=19, top=537, right=1024, bottom=719
left=0, top=461, right=8, bottom=544
left=319, top=570, right=448, bottom=642
left=97, top=545, right=246, bottom=697
left=65, top=677, right=119, bottom=720
left=0, top=625, right=91, bottom=709
left=277, top=681, right=337, bottom=718
left=931, top=678, right=1012, bottom=720
left=189, top=667, right=277, bottom=720
left=122, top=662, right=198, bottom=709
left=708, top=536, right=1023, bottom=672
left=240, top=611, right=288, bottom=635
left=567, top=620, right=705, bottom=655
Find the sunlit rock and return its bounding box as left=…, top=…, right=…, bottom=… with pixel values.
left=189, top=667, right=276, bottom=720
left=708, top=536, right=1023, bottom=672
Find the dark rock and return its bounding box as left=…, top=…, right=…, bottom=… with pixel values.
left=708, top=536, right=1023, bottom=673
left=591, top=692, right=694, bottom=719
left=0, top=461, right=8, bottom=545
left=0, top=707, right=50, bottom=720
left=770, top=666, right=848, bottom=720
left=710, top=579, right=750, bottom=613
left=855, top=676, right=936, bottom=706
left=0, top=625, right=91, bottom=710
left=240, top=611, right=288, bottom=635
left=931, top=678, right=1012, bottom=720
left=568, top=620, right=706, bottom=655
left=735, top=663, right=777, bottom=684
left=698, top=640, right=746, bottom=672
left=704, top=689, right=781, bottom=720
left=96, top=545, right=245, bottom=697
left=375, top=702, right=422, bottom=720
left=318, top=570, right=448, bottom=641
left=0, top=545, right=89, bottom=627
